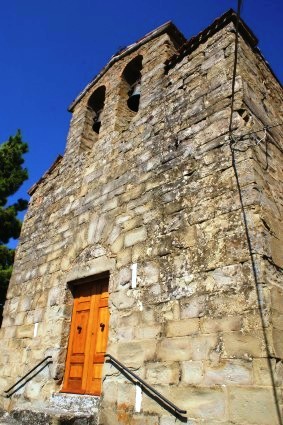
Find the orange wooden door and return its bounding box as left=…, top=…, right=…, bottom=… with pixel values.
left=62, top=279, right=109, bottom=395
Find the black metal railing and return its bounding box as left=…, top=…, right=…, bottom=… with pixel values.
left=4, top=355, right=53, bottom=398
left=105, top=353, right=187, bottom=420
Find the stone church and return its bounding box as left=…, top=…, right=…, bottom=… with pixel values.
left=0, top=8, right=282, bottom=425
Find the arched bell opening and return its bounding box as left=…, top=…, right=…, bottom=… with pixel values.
left=80, top=85, right=106, bottom=151
left=115, top=56, right=143, bottom=132
left=88, top=86, right=106, bottom=134
left=122, top=56, right=143, bottom=113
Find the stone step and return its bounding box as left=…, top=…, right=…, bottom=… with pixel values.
left=2, top=408, right=98, bottom=425
left=50, top=393, right=100, bottom=415
left=0, top=394, right=100, bottom=424
left=0, top=413, right=20, bottom=425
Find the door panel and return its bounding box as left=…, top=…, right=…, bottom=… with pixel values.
left=62, top=278, right=109, bottom=395
left=95, top=304, right=109, bottom=354
left=73, top=310, right=90, bottom=353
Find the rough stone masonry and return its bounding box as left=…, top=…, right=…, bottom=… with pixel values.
left=0, top=9, right=282, bottom=425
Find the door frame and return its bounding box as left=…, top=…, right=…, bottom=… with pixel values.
left=68, top=271, right=110, bottom=291
left=61, top=271, right=110, bottom=395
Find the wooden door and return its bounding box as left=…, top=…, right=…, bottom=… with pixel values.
left=62, top=279, right=109, bottom=395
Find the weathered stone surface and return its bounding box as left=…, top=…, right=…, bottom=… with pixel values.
left=229, top=387, right=279, bottom=425
left=166, top=318, right=199, bottom=337
left=142, top=386, right=226, bottom=420
left=223, top=331, right=264, bottom=358
left=117, top=340, right=157, bottom=367
left=181, top=361, right=204, bottom=385
left=124, top=227, right=147, bottom=247
left=200, top=316, right=242, bottom=333
left=145, top=362, right=179, bottom=385
left=158, top=335, right=218, bottom=362
left=204, top=360, right=253, bottom=385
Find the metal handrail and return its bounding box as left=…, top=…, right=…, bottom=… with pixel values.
left=105, top=353, right=187, bottom=416
left=4, top=355, right=53, bottom=396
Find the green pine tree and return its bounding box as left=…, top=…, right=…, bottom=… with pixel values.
left=0, top=131, right=28, bottom=324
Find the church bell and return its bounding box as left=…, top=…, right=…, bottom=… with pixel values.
left=127, top=81, right=141, bottom=112
left=92, top=109, right=102, bottom=133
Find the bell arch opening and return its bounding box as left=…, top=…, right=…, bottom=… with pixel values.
left=80, top=86, right=106, bottom=151
left=115, top=55, right=143, bottom=131
left=123, top=55, right=143, bottom=113
left=88, top=86, right=106, bottom=134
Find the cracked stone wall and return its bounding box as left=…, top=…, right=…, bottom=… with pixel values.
left=0, top=19, right=282, bottom=425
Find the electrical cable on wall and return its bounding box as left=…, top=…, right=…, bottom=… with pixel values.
left=228, top=1, right=282, bottom=424
left=232, top=122, right=283, bottom=153
left=228, top=0, right=242, bottom=134
left=237, top=122, right=283, bottom=138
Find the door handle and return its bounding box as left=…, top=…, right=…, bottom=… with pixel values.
left=100, top=323, right=105, bottom=331
left=77, top=325, right=82, bottom=334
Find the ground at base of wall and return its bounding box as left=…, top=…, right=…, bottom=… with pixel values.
left=0, top=409, right=97, bottom=425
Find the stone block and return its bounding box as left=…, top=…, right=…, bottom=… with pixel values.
left=135, top=324, right=161, bottom=340
left=122, top=216, right=143, bottom=232
left=131, top=415, right=159, bottom=425
left=180, top=295, right=207, bottom=319
left=98, top=407, right=118, bottom=425
left=273, top=328, right=283, bottom=358
left=177, top=225, right=197, bottom=248
left=110, top=234, right=124, bottom=254
left=143, top=262, right=160, bottom=285
left=143, top=386, right=226, bottom=420
left=272, top=311, right=283, bottom=331
left=4, top=326, right=16, bottom=339
left=19, top=297, right=32, bottom=312
left=67, top=256, right=115, bottom=281
left=24, top=381, right=43, bottom=400
left=200, top=316, right=242, bottom=334
left=102, top=196, right=118, bottom=212
left=16, top=325, right=34, bottom=339
left=117, top=311, right=140, bottom=328
left=116, top=267, right=131, bottom=288
left=14, top=313, right=26, bottom=326
left=124, top=227, right=147, bottom=247
left=229, top=386, right=279, bottom=425
left=145, top=362, right=179, bottom=385
left=132, top=243, right=146, bottom=262
left=158, top=335, right=218, bottom=362
left=140, top=307, right=155, bottom=324
left=166, top=318, right=199, bottom=337
left=110, top=289, right=136, bottom=310
left=117, top=340, right=157, bottom=368
left=175, top=387, right=226, bottom=420
left=252, top=358, right=282, bottom=386
left=223, top=331, right=263, bottom=358
left=116, top=326, right=134, bottom=341
left=160, top=417, right=197, bottom=425
left=181, top=361, right=204, bottom=385
left=117, top=381, right=135, bottom=405
left=107, top=225, right=121, bottom=246
left=116, top=248, right=132, bottom=268
left=7, top=298, right=19, bottom=315
left=48, top=287, right=62, bottom=307
left=271, top=287, right=283, bottom=313
left=204, top=359, right=252, bottom=385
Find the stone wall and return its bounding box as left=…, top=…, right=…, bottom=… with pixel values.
left=0, top=16, right=282, bottom=425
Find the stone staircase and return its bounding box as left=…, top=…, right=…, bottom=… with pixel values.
left=0, top=394, right=100, bottom=425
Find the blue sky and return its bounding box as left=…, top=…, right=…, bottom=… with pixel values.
left=1, top=0, right=282, bottom=246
